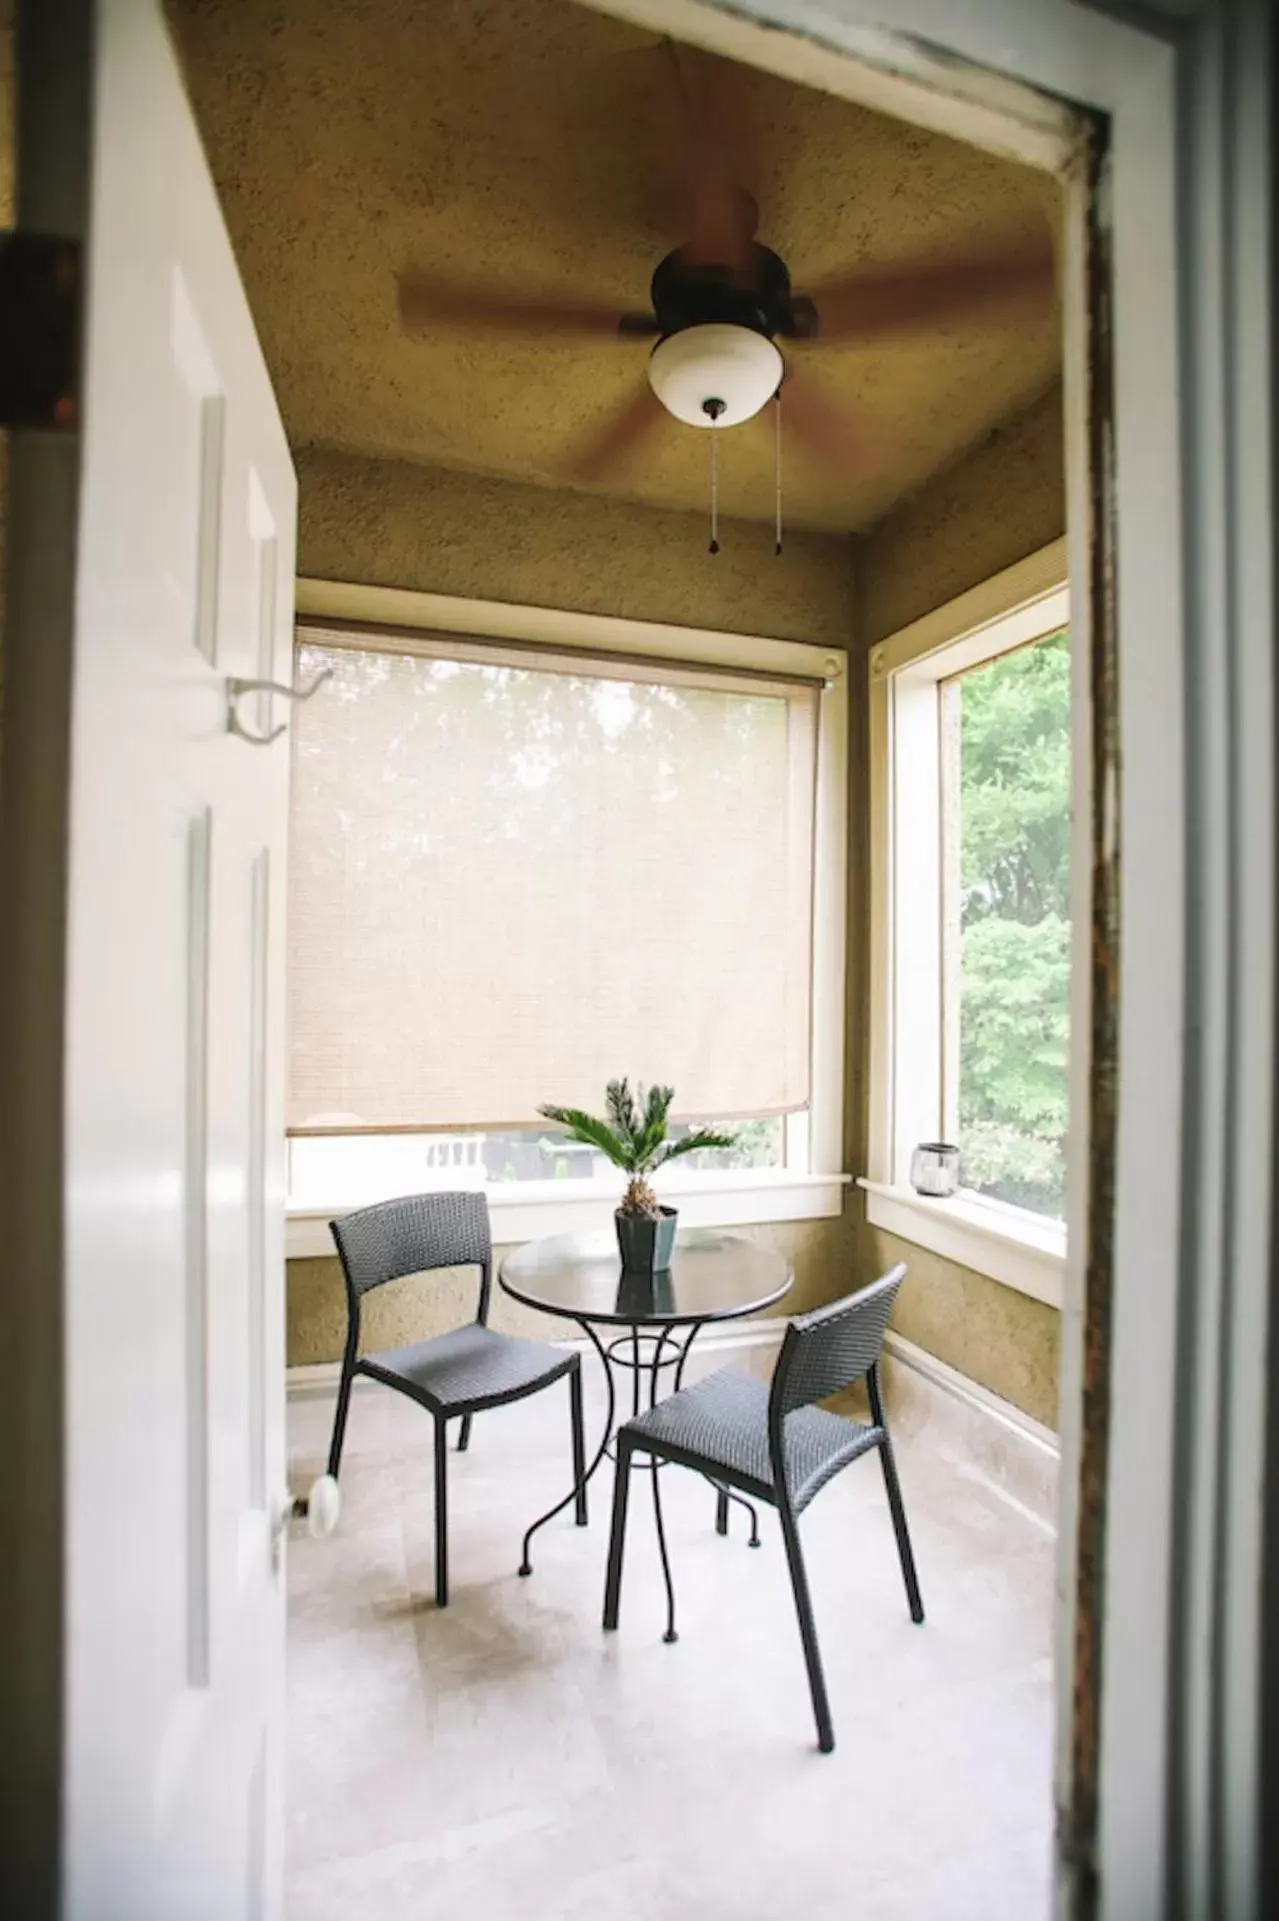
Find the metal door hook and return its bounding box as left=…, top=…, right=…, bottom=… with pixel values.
left=226, top=666, right=332, bottom=745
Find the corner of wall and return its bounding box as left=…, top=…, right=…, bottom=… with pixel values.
left=855, top=380, right=1065, bottom=647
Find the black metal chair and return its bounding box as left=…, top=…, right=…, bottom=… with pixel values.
left=327, top=1191, right=586, bottom=1607
left=602, top=1264, right=922, bottom=1752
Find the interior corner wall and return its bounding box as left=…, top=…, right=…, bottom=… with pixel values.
left=857, top=382, right=1066, bottom=647
left=853, top=380, right=1066, bottom=1430
left=286, top=447, right=859, bottom=1367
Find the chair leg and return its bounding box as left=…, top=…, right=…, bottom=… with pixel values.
left=711, top=1481, right=761, bottom=1546
left=570, top=1364, right=588, bottom=1526
left=434, top=1417, right=449, bottom=1609
left=777, top=1500, right=835, bottom=1754
left=878, top=1434, right=925, bottom=1624
left=326, top=1359, right=355, bottom=1481
left=457, top=1413, right=473, bottom=1453
left=602, top=1437, right=635, bottom=1630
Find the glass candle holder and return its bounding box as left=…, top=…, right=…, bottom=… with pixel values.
left=910, top=1141, right=961, bottom=1198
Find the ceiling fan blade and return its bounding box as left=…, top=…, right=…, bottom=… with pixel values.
left=656, top=41, right=757, bottom=273
left=778, top=364, right=888, bottom=480
left=398, top=271, right=630, bottom=338
left=563, top=383, right=666, bottom=481
left=801, top=222, right=1056, bottom=342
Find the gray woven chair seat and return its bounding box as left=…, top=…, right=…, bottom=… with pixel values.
left=361, top=1323, right=574, bottom=1415
left=622, top=1366, right=882, bottom=1513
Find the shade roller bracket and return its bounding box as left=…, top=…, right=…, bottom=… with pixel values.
left=226, top=667, right=332, bottom=745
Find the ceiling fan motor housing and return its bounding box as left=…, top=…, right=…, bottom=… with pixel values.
left=648, top=243, right=814, bottom=338
left=643, top=244, right=807, bottom=428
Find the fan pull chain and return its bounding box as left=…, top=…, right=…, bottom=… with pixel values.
left=709, top=427, right=720, bottom=555
left=774, top=389, right=784, bottom=556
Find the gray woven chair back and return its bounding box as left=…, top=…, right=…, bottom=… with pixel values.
left=330, top=1191, right=492, bottom=1298
left=769, top=1265, right=907, bottom=1424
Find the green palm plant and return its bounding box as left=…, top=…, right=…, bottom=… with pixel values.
left=538, top=1080, right=738, bottom=1218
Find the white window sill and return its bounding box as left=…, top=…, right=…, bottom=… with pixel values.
left=859, top=1178, right=1064, bottom=1308
left=286, top=1170, right=851, bottom=1259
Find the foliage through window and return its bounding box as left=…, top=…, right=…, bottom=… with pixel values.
left=942, top=630, right=1070, bottom=1219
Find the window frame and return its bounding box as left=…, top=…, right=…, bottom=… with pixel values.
left=285, top=578, right=849, bottom=1256
left=864, top=539, right=1070, bottom=1307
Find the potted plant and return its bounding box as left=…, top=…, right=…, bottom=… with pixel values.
left=538, top=1080, right=737, bottom=1273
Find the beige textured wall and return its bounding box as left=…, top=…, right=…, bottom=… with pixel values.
left=872, top=1233, right=1062, bottom=1427
left=287, top=450, right=858, bottom=1362
left=296, top=446, right=856, bottom=650
left=853, top=381, right=1066, bottom=1429
left=289, top=1218, right=854, bottom=1367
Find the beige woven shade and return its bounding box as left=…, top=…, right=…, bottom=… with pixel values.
left=287, top=624, right=818, bottom=1134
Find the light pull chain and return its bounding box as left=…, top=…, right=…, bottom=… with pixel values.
left=709, top=426, right=720, bottom=555
left=774, top=389, right=784, bottom=556
left=701, top=396, right=726, bottom=555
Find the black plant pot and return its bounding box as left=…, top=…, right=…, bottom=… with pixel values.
left=615, top=1205, right=678, bottom=1274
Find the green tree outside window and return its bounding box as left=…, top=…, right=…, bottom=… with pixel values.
left=951, top=630, right=1070, bottom=1219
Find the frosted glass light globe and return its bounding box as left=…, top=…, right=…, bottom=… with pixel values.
left=647, top=323, right=784, bottom=429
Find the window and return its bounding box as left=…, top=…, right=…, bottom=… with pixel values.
left=287, top=1115, right=787, bottom=1209
left=285, top=585, right=847, bottom=1249
left=942, top=631, right=1070, bottom=1220
left=865, top=543, right=1070, bottom=1304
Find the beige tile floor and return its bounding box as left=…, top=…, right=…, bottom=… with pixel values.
left=286, top=1351, right=1055, bottom=1920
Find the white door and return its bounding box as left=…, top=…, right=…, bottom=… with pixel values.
left=54, top=2, right=294, bottom=1913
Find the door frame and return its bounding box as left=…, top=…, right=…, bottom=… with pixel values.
left=2, top=0, right=1272, bottom=1916
left=590, top=2, right=1272, bottom=1916
left=0, top=2, right=92, bottom=1911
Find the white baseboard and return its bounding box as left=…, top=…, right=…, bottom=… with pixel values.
left=287, top=1360, right=356, bottom=1396
left=882, top=1330, right=1059, bottom=1458
left=882, top=1330, right=1059, bottom=1531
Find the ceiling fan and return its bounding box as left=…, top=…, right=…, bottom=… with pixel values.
left=397, top=41, right=1055, bottom=511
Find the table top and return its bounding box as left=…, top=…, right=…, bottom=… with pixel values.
left=498, top=1228, right=793, bottom=1328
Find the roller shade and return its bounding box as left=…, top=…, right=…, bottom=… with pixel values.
left=287, top=623, right=818, bottom=1134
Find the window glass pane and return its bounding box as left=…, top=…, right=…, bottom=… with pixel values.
left=288, top=1114, right=784, bottom=1206
left=666, top=1116, right=784, bottom=1173
left=945, top=630, right=1070, bottom=1220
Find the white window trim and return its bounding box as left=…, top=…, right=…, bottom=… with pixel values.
left=866, top=539, right=1070, bottom=1307
left=286, top=578, right=849, bottom=1256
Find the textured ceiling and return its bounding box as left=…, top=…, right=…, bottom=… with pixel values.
left=168, top=0, right=1061, bottom=534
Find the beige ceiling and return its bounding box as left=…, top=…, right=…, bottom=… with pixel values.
left=168, top=0, right=1061, bottom=535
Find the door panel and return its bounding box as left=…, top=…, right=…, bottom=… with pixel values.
left=53, top=2, right=295, bottom=1913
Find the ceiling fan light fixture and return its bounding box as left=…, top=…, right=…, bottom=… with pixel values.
left=647, top=323, right=783, bottom=429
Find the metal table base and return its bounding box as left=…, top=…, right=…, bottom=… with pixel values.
left=518, top=1316, right=760, bottom=1642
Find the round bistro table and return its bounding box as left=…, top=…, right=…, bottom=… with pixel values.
left=499, top=1228, right=793, bottom=1635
